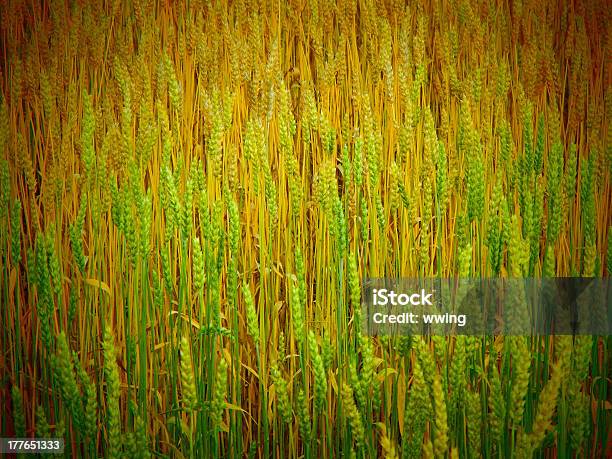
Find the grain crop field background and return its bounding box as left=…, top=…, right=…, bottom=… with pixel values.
left=0, top=0, right=611, bottom=457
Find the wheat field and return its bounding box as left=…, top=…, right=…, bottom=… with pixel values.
left=0, top=0, right=611, bottom=457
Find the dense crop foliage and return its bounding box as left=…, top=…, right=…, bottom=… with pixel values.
left=0, top=0, right=610, bottom=457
